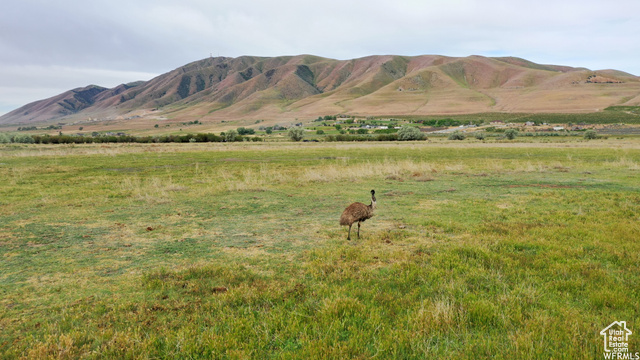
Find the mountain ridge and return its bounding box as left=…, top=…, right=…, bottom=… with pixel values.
left=2, top=54, right=639, bottom=125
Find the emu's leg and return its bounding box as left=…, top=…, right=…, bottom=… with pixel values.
left=357, top=222, right=361, bottom=239
left=347, top=224, right=352, bottom=240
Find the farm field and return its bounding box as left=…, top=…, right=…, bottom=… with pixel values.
left=1, top=139, right=640, bottom=359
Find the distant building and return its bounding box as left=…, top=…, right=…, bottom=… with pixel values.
left=553, top=126, right=565, bottom=131
left=490, top=120, right=504, bottom=125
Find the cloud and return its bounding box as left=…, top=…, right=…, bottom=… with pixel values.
left=0, top=65, right=157, bottom=89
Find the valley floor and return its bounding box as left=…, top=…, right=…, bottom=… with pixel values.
left=1, top=139, right=639, bottom=358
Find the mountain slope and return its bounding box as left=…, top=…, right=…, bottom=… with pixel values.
left=2, top=55, right=639, bottom=125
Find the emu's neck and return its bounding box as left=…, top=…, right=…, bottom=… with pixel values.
left=370, top=196, right=377, bottom=210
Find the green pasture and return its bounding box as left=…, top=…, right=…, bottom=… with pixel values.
left=382, top=107, right=640, bottom=124
left=1, top=140, right=639, bottom=359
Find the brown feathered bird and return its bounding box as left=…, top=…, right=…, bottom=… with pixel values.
left=340, top=190, right=376, bottom=240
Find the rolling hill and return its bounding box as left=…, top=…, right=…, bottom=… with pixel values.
left=2, top=54, right=639, bottom=126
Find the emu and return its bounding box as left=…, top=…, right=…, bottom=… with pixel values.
left=339, top=190, right=376, bottom=240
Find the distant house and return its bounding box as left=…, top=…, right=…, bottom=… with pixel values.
left=490, top=120, right=504, bottom=125
left=553, top=126, right=565, bottom=131
left=525, top=121, right=535, bottom=126
left=378, top=126, right=389, bottom=130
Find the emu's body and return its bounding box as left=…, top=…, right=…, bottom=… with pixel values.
left=340, top=190, right=376, bottom=240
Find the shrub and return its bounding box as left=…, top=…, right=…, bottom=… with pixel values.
left=223, top=130, right=238, bottom=142
left=397, top=126, right=425, bottom=141
left=12, top=134, right=35, bottom=144
left=474, top=132, right=486, bottom=140
left=375, top=133, right=398, bottom=141
left=288, top=128, right=305, bottom=142
left=373, top=128, right=398, bottom=134
left=356, top=128, right=368, bottom=134
left=584, top=129, right=598, bottom=139
left=505, top=129, right=518, bottom=140
left=324, top=133, right=399, bottom=142
left=237, top=127, right=255, bottom=135
left=0, top=133, right=10, bottom=144
left=448, top=131, right=466, bottom=140
left=316, top=129, right=325, bottom=135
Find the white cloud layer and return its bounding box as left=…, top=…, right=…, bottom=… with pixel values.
left=1, top=0, right=639, bottom=115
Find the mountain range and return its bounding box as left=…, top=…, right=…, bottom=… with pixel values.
left=2, top=54, right=639, bottom=125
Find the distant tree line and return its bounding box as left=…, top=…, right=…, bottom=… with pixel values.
left=325, top=134, right=401, bottom=142
left=236, top=127, right=255, bottom=135
left=17, top=125, right=62, bottom=131
left=418, top=119, right=484, bottom=127
left=0, top=133, right=35, bottom=144
left=180, top=120, right=201, bottom=126
left=23, top=133, right=263, bottom=144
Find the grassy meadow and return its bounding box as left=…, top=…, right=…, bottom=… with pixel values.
left=1, top=139, right=640, bottom=359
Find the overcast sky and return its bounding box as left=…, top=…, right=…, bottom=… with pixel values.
left=1, top=0, right=639, bottom=115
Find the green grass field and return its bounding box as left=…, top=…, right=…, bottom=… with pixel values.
left=379, top=108, right=640, bottom=124
left=1, top=139, right=639, bottom=359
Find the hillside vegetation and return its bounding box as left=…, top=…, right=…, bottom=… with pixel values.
left=2, top=54, right=639, bottom=126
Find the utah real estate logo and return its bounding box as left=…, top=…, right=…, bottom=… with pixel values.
left=601, top=321, right=639, bottom=359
